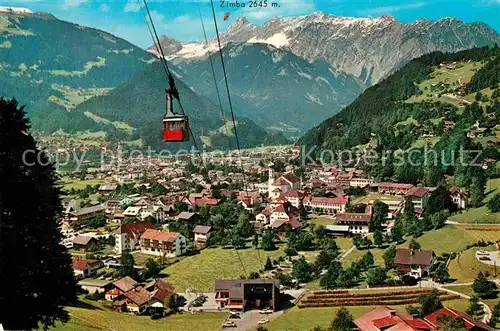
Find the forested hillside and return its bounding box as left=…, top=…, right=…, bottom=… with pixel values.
left=299, top=46, right=500, bottom=153
left=74, top=61, right=289, bottom=151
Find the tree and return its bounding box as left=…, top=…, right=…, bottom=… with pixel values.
left=366, top=267, right=387, bottom=285
left=476, top=91, right=483, bottom=102
left=433, top=262, right=450, bottom=284
left=436, top=315, right=469, bottom=331
left=252, top=233, right=259, bottom=248
left=330, top=307, right=354, bottom=331
left=87, top=215, right=107, bottom=229
left=473, top=271, right=497, bottom=298
left=352, top=234, right=362, bottom=249
left=166, top=293, right=187, bottom=312
left=383, top=245, right=397, bottom=270
left=418, top=289, right=443, bottom=315
left=261, top=229, right=277, bottom=251
left=466, top=295, right=483, bottom=319
left=391, top=217, right=405, bottom=242
left=408, top=238, right=421, bottom=250
left=361, top=251, right=374, bottom=269
left=145, top=258, right=163, bottom=279
left=292, top=257, right=312, bottom=283
left=470, top=176, right=486, bottom=208
left=0, top=98, right=77, bottom=330
left=489, top=300, right=500, bottom=327
left=264, top=257, right=273, bottom=271
left=320, top=261, right=343, bottom=289
left=120, top=250, right=136, bottom=278
left=235, top=212, right=255, bottom=238
left=487, top=193, right=500, bottom=213
left=373, top=230, right=384, bottom=246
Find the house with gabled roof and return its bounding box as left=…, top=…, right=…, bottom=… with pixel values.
left=395, top=248, right=435, bottom=279
left=425, top=307, right=495, bottom=331
left=354, top=306, right=434, bottom=331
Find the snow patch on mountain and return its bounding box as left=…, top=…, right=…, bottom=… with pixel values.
left=248, top=32, right=289, bottom=48
left=0, top=7, right=33, bottom=14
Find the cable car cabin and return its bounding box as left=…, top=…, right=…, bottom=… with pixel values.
left=163, top=115, right=189, bottom=142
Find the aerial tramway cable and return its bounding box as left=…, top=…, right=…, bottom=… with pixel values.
left=140, top=0, right=205, bottom=168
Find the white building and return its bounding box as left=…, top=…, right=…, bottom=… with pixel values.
left=114, top=223, right=154, bottom=254
left=140, top=230, right=186, bottom=257
left=303, top=195, right=349, bottom=214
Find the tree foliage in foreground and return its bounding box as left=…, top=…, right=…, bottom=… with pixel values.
left=0, top=98, right=77, bottom=330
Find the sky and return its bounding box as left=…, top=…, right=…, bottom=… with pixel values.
left=1, top=0, right=499, bottom=48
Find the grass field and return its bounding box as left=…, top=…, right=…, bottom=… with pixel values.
left=353, top=194, right=403, bottom=205
left=448, top=246, right=499, bottom=283
left=44, top=301, right=227, bottom=331
left=60, top=178, right=105, bottom=191
left=264, top=298, right=470, bottom=331
left=163, top=246, right=286, bottom=292
left=404, top=225, right=478, bottom=255
left=308, top=216, right=335, bottom=227
left=450, top=179, right=500, bottom=224
left=408, top=137, right=440, bottom=151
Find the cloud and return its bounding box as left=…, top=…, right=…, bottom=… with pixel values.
left=124, top=0, right=141, bottom=12
left=149, top=9, right=165, bottom=23
left=62, top=0, right=87, bottom=8
left=99, top=3, right=110, bottom=12
left=357, top=2, right=427, bottom=16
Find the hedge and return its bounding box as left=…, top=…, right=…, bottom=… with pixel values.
left=297, top=295, right=461, bottom=308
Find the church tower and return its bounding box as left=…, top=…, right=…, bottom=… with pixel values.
left=268, top=162, right=275, bottom=194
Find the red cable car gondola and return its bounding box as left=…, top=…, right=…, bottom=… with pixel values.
left=163, top=91, right=189, bottom=142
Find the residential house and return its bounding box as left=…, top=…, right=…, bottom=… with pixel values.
left=425, top=307, right=495, bottom=331
left=114, top=222, right=154, bottom=254
left=193, top=225, right=213, bottom=247
left=176, top=211, right=200, bottom=224
left=282, top=190, right=306, bottom=208
left=106, top=276, right=138, bottom=301
left=443, top=120, right=455, bottom=131
left=215, top=279, right=280, bottom=311
left=406, top=186, right=430, bottom=211
left=72, top=258, right=103, bottom=279
left=303, top=195, right=349, bottom=214
left=354, top=306, right=434, bottom=331
left=450, top=186, right=469, bottom=209
left=140, top=230, right=186, bottom=257
left=113, top=286, right=151, bottom=315
left=68, top=205, right=106, bottom=225
left=123, top=206, right=142, bottom=218
left=378, top=182, right=415, bottom=195
left=395, top=248, right=435, bottom=279
left=144, top=278, right=176, bottom=308
left=336, top=205, right=373, bottom=234
left=72, top=235, right=97, bottom=253
left=98, top=185, right=117, bottom=195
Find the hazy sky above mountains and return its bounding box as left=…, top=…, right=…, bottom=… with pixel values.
left=1, top=0, right=499, bottom=47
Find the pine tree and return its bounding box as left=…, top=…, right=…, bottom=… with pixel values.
left=469, top=176, right=486, bottom=208
left=264, top=257, right=273, bottom=270
left=0, top=98, right=77, bottom=330
left=330, top=307, right=354, bottom=331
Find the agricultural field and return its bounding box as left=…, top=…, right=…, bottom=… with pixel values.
left=298, top=288, right=460, bottom=308
left=264, top=289, right=469, bottom=331
left=163, top=245, right=286, bottom=292
left=406, top=60, right=484, bottom=105
left=43, top=300, right=227, bottom=331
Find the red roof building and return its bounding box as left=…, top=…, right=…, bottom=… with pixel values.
left=303, top=195, right=349, bottom=214
left=354, top=306, right=434, bottom=331
left=425, top=307, right=494, bottom=331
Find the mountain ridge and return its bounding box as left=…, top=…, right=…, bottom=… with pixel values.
left=153, top=11, right=500, bottom=86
